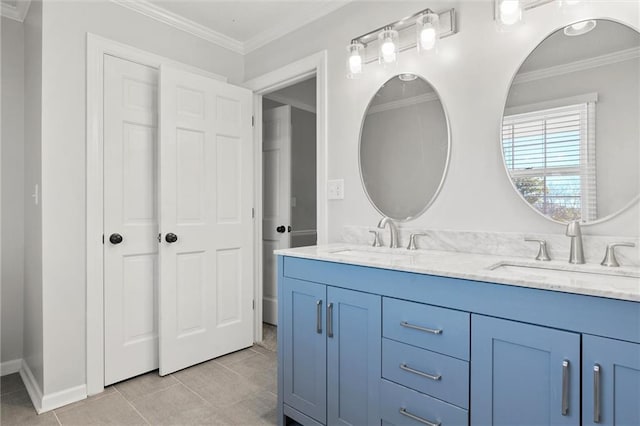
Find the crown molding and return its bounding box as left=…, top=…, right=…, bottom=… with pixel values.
left=111, top=0, right=350, bottom=55
left=111, top=0, right=244, bottom=53
left=367, top=92, right=439, bottom=115
left=514, top=46, right=640, bottom=85
left=1, top=0, right=31, bottom=22
left=243, top=1, right=351, bottom=54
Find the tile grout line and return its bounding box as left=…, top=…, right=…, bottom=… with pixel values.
left=52, top=409, right=63, bottom=425
left=113, top=386, right=152, bottom=425
left=170, top=373, right=217, bottom=409
left=116, top=380, right=182, bottom=402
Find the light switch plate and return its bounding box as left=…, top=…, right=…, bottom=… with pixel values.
left=327, top=179, right=344, bottom=200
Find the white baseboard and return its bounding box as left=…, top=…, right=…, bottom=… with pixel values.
left=41, top=384, right=87, bottom=413
left=20, top=361, right=43, bottom=413
left=263, top=297, right=277, bottom=326
left=1, top=358, right=23, bottom=376
left=20, top=361, right=87, bottom=413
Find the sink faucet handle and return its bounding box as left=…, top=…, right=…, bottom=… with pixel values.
left=407, top=233, right=428, bottom=250
left=369, top=230, right=383, bottom=247
left=524, top=239, right=551, bottom=261
left=600, top=242, right=635, bottom=267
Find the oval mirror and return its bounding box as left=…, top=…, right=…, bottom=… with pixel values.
left=502, top=19, right=640, bottom=224
left=360, top=74, right=450, bottom=221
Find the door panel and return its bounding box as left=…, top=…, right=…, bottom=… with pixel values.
left=471, top=315, right=580, bottom=426
left=262, top=105, right=292, bottom=325
left=327, top=287, right=381, bottom=426
left=104, top=55, right=159, bottom=385
left=159, top=65, right=254, bottom=375
left=583, top=335, right=640, bottom=426
left=282, top=278, right=326, bottom=424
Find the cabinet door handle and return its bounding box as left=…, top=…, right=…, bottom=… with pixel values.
left=327, top=303, right=334, bottom=338
left=400, top=321, right=442, bottom=335
left=316, top=300, right=322, bottom=334
left=593, top=364, right=601, bottom=423
left=562, top=360, right=570, bottom=416
left=400, top=363, right=441, bottom=381
left=399, top=408, right=441, bottom=426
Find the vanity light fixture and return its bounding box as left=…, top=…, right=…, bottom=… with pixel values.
left=417, top=11, right=440, bottom=53
left=564, top=19, right=597, bottom=36
left=496, top=0, right=523, bottom=27
left=346, top=41, right=365, bottom=79
left=344, top=7, right=457, bottom=79
left=378, top=27, right=399, bottom=65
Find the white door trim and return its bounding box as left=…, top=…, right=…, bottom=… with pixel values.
left=243, top=51, right=328, bottom=342
left=86, top=33, right=227, bottom=396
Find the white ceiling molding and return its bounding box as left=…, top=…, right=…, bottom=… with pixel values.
left=367, top=92, right=440, bottom=115
left=514, top=46, right=640, bottom=85
left=243, top=1, right=350, bottom=54
left=111, top=0, right=350, bottom=55
left=111, top=0, right=244, bottom=53
left=1, top=0, right=31, bottom=22
left=264, top=93, right=316, bottom=114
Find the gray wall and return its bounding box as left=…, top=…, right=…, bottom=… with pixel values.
left=1, top=16, right=25, bottom=368
left=244, top=1, right=640, bottom=239
left=23, top=0, right=44, bottom=390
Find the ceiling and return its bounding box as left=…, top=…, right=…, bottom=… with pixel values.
left=0, top=0, right=351, bottom=54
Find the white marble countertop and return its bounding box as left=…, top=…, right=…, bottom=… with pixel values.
left=275, top=244, right=640, bottom=302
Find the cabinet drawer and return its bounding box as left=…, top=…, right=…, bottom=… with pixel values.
left=383, top=298, right=470, bottom=360
left=382, top=338, right=469, bottom=409
left=380, top=379, right=468, bottom=426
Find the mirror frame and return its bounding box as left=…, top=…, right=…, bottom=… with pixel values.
left=358, top=73, right=452, bottom=221
left=499, top=18, right=640, bottom=226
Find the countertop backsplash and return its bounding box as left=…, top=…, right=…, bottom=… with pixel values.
left=342, top=225, right=640, bottom=267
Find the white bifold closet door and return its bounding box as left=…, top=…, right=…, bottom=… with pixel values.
left=158, top=65, right=254, bottom=375
left=104, top=55, right=160, bottom=386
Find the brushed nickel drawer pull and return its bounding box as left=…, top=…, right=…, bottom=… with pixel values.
left=327, top=303, right=334, bottom=338
left=562, top=360, right=570, bottom=416
left=399, top=408, right=441, bottom=426
left=400, top=321, right=442, bottom=335
left=400, top=363, right=441, bottom=381
left=316, top=300, right=322, bottom=334
left=593, top=364, right=601, bottom=423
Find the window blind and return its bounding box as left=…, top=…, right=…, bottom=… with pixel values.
left=502, top=103, right=596, bottom=222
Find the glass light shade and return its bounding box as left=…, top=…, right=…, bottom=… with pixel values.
left=378, top=28, right=399, bottom=65
left=564, top=20, right=597, bottom=36
left=417, top=12, right=440, bottom=53
left=346, top=42, right=364, bottom=79
left=497, top=0, right=522, bottom=27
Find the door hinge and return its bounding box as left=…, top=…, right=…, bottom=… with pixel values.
left=102, top=234, right=104, bottom=244
left=252, top=299, right=255, bottom=310
left=252, top=207, right=255, bottom=218
left=251, top=115, right=255, bottom=127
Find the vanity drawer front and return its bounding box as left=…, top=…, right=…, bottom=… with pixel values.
left=383, top=297, right=470, bottom=360
left=382, top=338, right=469, bottom=409
left=380, top=379, right=468, bottom=426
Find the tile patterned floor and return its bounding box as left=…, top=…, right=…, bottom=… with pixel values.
left=1, top=330, right=278, bottom=426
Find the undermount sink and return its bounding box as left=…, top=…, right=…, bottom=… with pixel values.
left=489, top=261, right=640, bottom=284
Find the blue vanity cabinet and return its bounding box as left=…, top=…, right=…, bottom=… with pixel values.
left=471, top=314, right=581, bottom=426
left=582, top=335, right=640, bottom=426
left=280, top=276, right=381, bottom=426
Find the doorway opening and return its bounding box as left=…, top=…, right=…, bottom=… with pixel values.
left=261, top=77, right=318, bottom=328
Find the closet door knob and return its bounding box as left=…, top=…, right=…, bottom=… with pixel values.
left=109, top=233, right=123, bottom=245
left=165, top=233, right=178, bottom=243
left=276, top=226, right=286, bottom=233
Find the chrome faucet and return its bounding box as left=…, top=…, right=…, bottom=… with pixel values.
left=566, top=221, right=585, bottom=264
left=377, top=217, right=399, bottom=248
